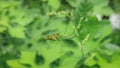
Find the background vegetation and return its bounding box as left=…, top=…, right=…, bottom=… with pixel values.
left=0, top=0, right=120, bottom=68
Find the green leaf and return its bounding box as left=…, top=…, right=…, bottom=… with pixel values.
left=48, top=0, right=60, bottom=10
left=0, top=26, right=6, bottom=32
left=80, top=16, right=112, bottom=40
left=0, top=1, right=9, bottom=9
left=8, top=26, right=26, bottom=38
left=96, top=53, right=120, bottom=68
left=66, top=0, right=78, bottom=7
left=59, top=56, right=79, bottom=68
left=19, top=51, right=36, bottom=65
left=6, top=59, right=26, bottom=68
left=16, top=16, right=34, bottom=26
left=90, top=0, right=113, bottom=15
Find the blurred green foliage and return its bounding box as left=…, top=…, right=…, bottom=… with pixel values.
left=0, top=0, right=120, bottom=68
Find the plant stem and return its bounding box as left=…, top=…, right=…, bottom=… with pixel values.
left=0, top=43, right=3, bottom=66
left=74, top=19, right=86, bottom=65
